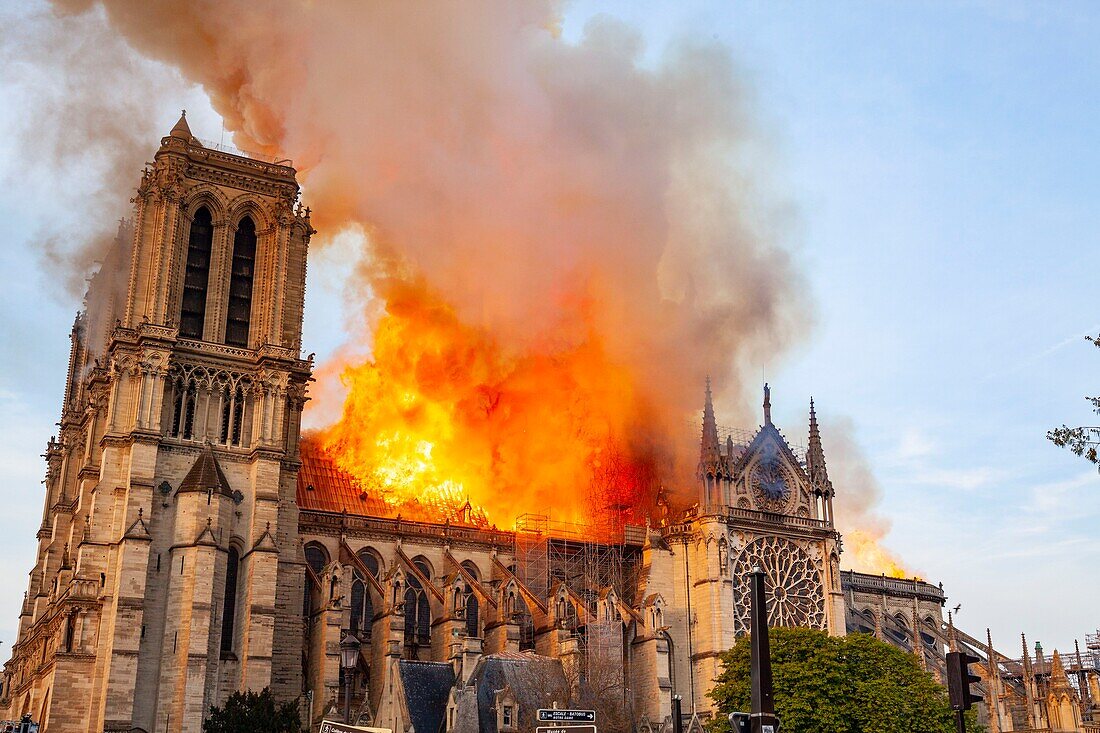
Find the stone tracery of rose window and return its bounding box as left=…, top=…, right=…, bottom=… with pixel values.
left=749, top=448, right=794, bottom=513
left=732, top=535, right=826, bottom=633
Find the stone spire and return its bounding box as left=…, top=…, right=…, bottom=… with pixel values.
left=169, top=109, right=193, bottom=141
left=1022, top=633, right=1037, bottom=728
left=763, top=382, right=772, bottom=426
left=700, top=377, right=720, bottom=462
left=807, top=398, right=830, bottom=487
left=698, top=377, right=723, bottom=506
left=1049, top=650, right=1074, bottom=693
left=1076, top=640, right=1092, bottom=705
left=807, top=398, right=834, bottom=524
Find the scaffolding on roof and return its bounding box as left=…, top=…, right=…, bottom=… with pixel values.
left=513, top=510, right=640, bottom=694
left=1087, top=630, right=1100, bottom=670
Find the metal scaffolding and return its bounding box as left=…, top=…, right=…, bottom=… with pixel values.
left=513, top=512, right=641, bottom=691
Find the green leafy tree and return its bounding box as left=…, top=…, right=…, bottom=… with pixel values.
left=707, top=627, right=980, bottom=733
left=1047, top=334, right=1100, bottom=470
left=203, top=687, right=300, bottom=733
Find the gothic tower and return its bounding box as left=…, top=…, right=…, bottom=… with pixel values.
left=641, top=383, right=846, bottom=717
left=0, top=114, right=314, bottom=733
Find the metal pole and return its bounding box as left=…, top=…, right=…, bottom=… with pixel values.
left=749, top=566, right=780, bottom=733
left=344, top=670, right=352, bottom=724
left=672, top=695, right=683, bottom=733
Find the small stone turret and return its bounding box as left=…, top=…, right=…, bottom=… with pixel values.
left=697, top=377, right=727, bottom=507
left=806, top=399, right=835, bottom=524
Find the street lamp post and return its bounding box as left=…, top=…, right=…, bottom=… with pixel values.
left=340, top=632, right=361, bottom=724
left=748, top=565, right=780, bottom=733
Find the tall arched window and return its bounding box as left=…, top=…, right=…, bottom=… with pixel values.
left=219, top=384, right=246, bottom=446
left=464, top=591, right=479, bottom=638
left=460, top=561, right=480, bottom=637
left=221, top=547, right=240, bottom=653
left=180, top=207, right=213, bottom=339
left=351, top=550, right=381, bottom=639
left=170, top=377, right=197, bottom=440
left=304, top=543, right=329, bottom=617
left=225, top=216, right=256, bottom=347
left=515, top=594, right=535, bottom=651
left=404, top=559, right=432, bottom=649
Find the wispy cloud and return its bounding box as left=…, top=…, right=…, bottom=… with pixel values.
left=882, top=426, right=1005, bottom=491
left=1024, top=470, right=1100, bottom=516
left=909, top=466, right=1007, bottom=492
left=894, top=427, right=936, bottom=462
left=979, top=323, right=1100, bottom=384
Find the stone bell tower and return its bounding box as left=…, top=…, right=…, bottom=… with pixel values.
left=0, top=113, right=314, bottom=733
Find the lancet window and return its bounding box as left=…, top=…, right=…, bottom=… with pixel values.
left=220, top=546, right=240, bottom=654
left=404, top=559, right=432, bottom=649
left=219, top=385, right=246, bottom=446
left=180, top=207, right=213, bottom=339
left=303, top=543, right=329, bottom=617
left=460, top=561, right=480, bottom=637
left=350, top=550, right=381, bottom=640
left=169, top=377, right=197, bottom=439
left=225, top=216, right=257, bottom=347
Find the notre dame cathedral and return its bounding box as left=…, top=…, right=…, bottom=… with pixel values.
left=0, top=117, right=1095, bottom=733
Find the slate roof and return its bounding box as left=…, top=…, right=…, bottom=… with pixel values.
left=399, top=660, right=454, bottom=733
left=177, top=444, right=234, bottom=497
left=468, top=654, right=568, bottom=733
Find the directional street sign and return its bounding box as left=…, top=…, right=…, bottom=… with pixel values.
left=537, top=709, right=597, bottom=723
left=318, top=721, right=390, bottom=733
left=536, top=727, right=596, bottom=733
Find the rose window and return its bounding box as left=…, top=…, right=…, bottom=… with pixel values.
left=750, top=454, right=792, bottom=513
left=732, top=536, right=826, bottom=633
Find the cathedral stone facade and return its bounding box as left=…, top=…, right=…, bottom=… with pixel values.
left=0, top=117, right=313, bottom=732
left=2, top=120, right=1093, bottom=733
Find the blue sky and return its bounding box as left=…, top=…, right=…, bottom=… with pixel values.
left=1, top=0, right=1097, bottom=660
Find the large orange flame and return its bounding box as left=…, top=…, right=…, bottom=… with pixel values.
left=844, top=528, right=914, bottom=579
left=318, top=281, right=658, bottom=533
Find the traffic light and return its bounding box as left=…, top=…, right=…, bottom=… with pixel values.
left=946, top=651, right=984, bottom=711
left=728, top=712, right=781, bottom=733
left=728, top=712, right=750, bottom=733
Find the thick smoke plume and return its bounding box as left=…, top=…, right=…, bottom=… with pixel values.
left=51, top=0, right=810, bottom=523
left=20, top=0, right=911, bottom=570
left=823, top=416, right=914, bottom=577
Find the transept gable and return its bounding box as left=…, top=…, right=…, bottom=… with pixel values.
left=730, top=422, right=807, bottom=486
left=730, top=422, right=811, bottom=516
